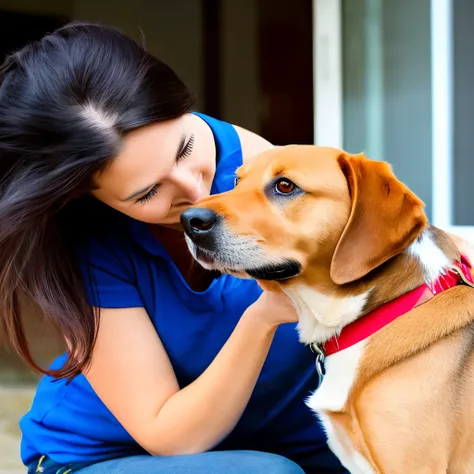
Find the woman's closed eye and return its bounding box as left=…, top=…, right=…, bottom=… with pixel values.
left=136, top=184, right=159, bottom=204
left=177, top=134, right=195, bottom=162
left=135, top=135, right=196, bottom=204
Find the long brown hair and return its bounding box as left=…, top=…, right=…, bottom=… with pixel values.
left=0, top=22, right=195, bottom=379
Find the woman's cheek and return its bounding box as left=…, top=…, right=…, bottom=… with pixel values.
left=131, top=199, right=171, bottom=223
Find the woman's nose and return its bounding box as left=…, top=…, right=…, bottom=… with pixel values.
left=169, top=169, right=203, bottom=203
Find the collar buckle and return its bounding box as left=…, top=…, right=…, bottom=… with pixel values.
left=310, top=342, right=326, bottom=388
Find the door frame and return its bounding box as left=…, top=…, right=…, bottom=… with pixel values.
left=313, top=0, right=474, bottom=242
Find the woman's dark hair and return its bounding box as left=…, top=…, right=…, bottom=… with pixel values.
left=0, top=21, right=196, bottom=379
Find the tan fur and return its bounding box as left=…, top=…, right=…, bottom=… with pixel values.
left=189, top=145, right=474, bottom=473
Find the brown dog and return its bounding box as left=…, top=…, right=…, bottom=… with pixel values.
left=180, top=145, right=474, bottom=474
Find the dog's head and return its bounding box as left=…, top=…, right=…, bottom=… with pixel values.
left=181, top=145, right=427, bottom=287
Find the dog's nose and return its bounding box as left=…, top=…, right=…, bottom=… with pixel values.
left=180, top=208, right=219, bottom=238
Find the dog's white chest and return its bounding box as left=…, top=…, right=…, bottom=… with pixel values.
left=282, top=283, right=370, bottom=345
left=307, top=341, right=375, bottom=474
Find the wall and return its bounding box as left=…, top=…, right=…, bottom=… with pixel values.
left=0, top=0, right=72, bottom=16
left=220, top=0, right=259, bottom=131
left=73, top=0, right=205, bottom=111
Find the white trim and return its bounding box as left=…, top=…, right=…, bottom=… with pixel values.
left=313, top=0, right=343, bottom=147
left=431, top=0, right=454, bottom=228
left=431, top=0, right=474, bottom=237
left=364, top=0, right=384, bottom=161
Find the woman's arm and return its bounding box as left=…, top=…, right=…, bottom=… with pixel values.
left=84, top=291, right=297, bottom=456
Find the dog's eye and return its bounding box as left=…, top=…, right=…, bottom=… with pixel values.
left=275, top=178, right=295, bottom=195
left=234, top=176, right=241, bottom=187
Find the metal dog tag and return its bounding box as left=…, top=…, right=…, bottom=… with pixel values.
left=309, top=342, right=326, bottom=388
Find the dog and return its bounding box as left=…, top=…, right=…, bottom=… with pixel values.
left=180, top=145, right=474, bottom=474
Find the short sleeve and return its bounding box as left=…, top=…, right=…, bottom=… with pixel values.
left=76, top=234, right=143, bottom=309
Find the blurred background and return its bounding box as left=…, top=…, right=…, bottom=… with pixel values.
left=0, top=0, right=473, bottom=472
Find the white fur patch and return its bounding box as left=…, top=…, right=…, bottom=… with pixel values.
left=282, top=284, right=371, bottom=345
left=307, top=340, right=366, bottom=412
left=352, top=451, right=377, bottom=474
left=408, top=231, right=450, bottom=284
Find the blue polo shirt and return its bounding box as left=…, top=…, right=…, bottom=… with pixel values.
left=19, top=113, right=339, bottom=469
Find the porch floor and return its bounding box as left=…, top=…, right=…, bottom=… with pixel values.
left=0, top=385, right=35, bottom=474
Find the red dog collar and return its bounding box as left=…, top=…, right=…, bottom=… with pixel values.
left=318, top=255, right=474, bottom=358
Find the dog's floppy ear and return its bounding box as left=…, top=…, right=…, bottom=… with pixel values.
left=330, top=152, right=427, bottom=285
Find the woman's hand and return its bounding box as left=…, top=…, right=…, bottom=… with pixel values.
left=248, top=286, right=299, bottom=329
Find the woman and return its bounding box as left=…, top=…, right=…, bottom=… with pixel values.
left=0, top=21, right=341, bottom=474
left=0, top=22, right=469, bottom=474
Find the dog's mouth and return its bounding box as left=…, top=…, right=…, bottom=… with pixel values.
left=245, top=260, right=302, bottom=281
left=193, top=245, right=301, bottom=281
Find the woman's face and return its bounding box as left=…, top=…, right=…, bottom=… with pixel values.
left=92, top=113, right=216, bottom=226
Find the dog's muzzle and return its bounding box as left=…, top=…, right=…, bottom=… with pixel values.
left=181, top=207, right=302, bottom=281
